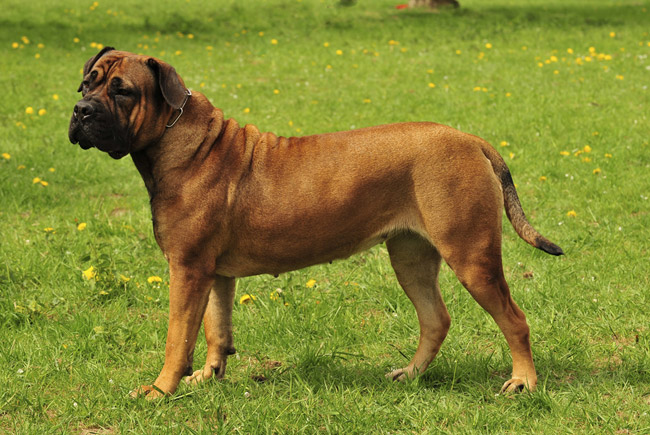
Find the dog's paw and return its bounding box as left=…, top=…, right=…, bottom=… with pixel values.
left=129, top=384, right=166, bottom=400
left=185, top=369, right=211, bottom=386
left=184, top=360, right=227, bottom=386
left=385, top=368, right=411, bottom=382
left=499, top=377, right=535, bottom=394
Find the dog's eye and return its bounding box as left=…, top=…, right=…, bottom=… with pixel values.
left=115, top=88, right=132, bottom=97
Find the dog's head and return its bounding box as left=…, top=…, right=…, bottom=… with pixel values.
left=68, top=47, right=189, bottom=159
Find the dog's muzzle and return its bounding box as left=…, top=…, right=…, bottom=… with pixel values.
left=68, top=99, right=129, bottom=159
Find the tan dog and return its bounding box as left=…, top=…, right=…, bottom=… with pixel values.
left=69, top=48, right=563, bottom=398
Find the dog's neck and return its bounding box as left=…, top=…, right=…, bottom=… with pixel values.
left=131, top=93, right=226, bottom=199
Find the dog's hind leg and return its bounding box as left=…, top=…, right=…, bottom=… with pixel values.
left=435, top=211, right=538, bottom=393
left=385, top=233, right=451, bottom=381
left=186, top=275, right=237, bottom=385
left=448, top=250, right=538, bottom=393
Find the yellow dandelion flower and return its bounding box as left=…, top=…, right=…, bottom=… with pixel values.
left=73, top=37, right=80, bottom=43
left=12, top=42, right=19, bottom=49
left=40, top=180, right=48, bottom=186
left=258, top=31, right=264, bottom=36
left=44, top=227, right=54, bottom=232
left=21, top=36, right=30, bottom=44
left=239, top=294, right=256, bottom=304
left=25, top=107, right=34, bottom=115
left=336, top=49, right=343, bottom=55
left=473, top=86, right=481, bottom=92
left=2, top=153, right=10, bottom=160
left=593, top=168, right=601, bottom=175
left=609, top=32, right=616, bottom=38
left=428, top=83, right=435, bottom=88
left=34, top=53, right=41, bottom=59
left=82, top=266, right=96, bottom=280
left=323, top=42, right=330, bottom=47
left=455, top=49, right=462, bottom=55
left=363, top=98, right=371, bottom=103
left=120, top=274, right=131, bottom=282
left=567, top=210, right=577, bottom=218
left=560, top=151, right=570, bottom=156
left=583, top=145, right=592, bottom=153
left=175, top=50, right=182, bottom=55
left=554, top=70, right=559, bottom=75
left=17, top=165, right=25, bottom=169
left=271, top=39, right=278, bottom=45
left=616, top=75, right=624, bottom=80
left=505, top=92, right=512, bottom=97
left=500, top=141, right=509, bottom=147
left=243, top=107, right=250, bottom=113
left=582, top=157, right=592, bottom=163
left=147, top=276, right=163, bottom=284
left=604, top=153, right=612, bottom=158
left=539, top=176, right=547, bottom=182
left=188, top=34, right=194, bottom=39
left=77, top=222, right=87, bottom=231
left=32, top=177, right=41, bottom=184
left=52, top=94, right=59, bottom=100
left=567, top=48, right=574, bottom=54
left=485, top=43, right=492, bottom=49
left=38, top=109, right=46, bottom=116
left=521, top=46, right=528, bottom=50
left=305, top=279, right=317, bottom=288
left=389, top=40, right=399, bottom=45
left=509, top=152, right=515, bottom=159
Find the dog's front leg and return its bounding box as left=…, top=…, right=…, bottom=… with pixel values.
left=131, top=261, right=214, bottom=399
left=186, top=275, right=236, bottom=385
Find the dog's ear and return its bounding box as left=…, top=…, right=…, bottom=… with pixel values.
left=146, top=58, right=188, bottom=110
left=77, top=46, right=115, bottom=92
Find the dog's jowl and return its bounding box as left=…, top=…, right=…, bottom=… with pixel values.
left=69, top=48, right=563, bottom=399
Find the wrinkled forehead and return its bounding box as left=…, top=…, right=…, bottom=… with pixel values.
left=86, top=52, right=152, bottom=84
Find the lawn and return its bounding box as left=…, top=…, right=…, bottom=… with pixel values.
left=1, top=0, right=649, bottom=432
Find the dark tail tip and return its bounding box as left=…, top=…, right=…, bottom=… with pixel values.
left=536, top=237, right=564, bottom=256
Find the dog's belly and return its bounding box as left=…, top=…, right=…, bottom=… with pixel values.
left=213, top=229, right=394, bottom=278
left=214, top=192, right=421, bottom=278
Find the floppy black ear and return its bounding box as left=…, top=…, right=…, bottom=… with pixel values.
left=146, top=58, right=188, bottom=110
left=77, top=46, right=115, bottom=92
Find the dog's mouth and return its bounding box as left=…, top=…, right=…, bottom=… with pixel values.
left=69, top=118, right=129, bottom=159
left=108, top=150, right=128, bottom=159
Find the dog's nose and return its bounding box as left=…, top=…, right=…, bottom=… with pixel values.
left=73, top=100, right=95, bottom=121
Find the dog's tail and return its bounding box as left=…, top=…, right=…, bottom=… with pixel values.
left=481, top=143, right=564, bottom=256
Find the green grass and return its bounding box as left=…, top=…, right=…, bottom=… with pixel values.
left=1, top=0, right=649, bottom=432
